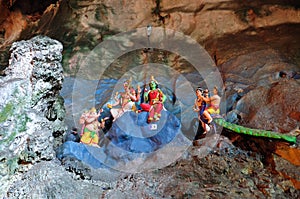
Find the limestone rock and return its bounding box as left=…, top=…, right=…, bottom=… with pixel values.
left=0, top=35, right=66, bottom=198
left=233, top=80, right=300, bottom=133
left=6, top=160, right=111, bottom=198
left=221, top=49, right=300, bottom=133
left=7, top=145, right=300, bottom=198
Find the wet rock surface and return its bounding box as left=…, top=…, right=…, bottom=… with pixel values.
left=0, top=35, right=66, bottom=197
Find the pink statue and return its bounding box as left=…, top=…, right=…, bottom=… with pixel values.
left=108, top=78, right=141, bottom=121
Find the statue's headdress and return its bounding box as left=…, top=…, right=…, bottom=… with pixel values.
left=124, top=77, right=132, bottom=87
left=149, top=75, right=159, bottom=89
left=89, top=107, right=97, bottom=113
left=149, top=75, right=158, bottom=84
left=196, top=87, right=203, bottom=93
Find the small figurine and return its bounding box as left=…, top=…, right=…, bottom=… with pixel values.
left=201, top=86, right=221, bottom=116
left=108, top=78, right=141, bottom=121
left=79, top=107, right=101, bottom=147
left=140, top=76, right=166, bottom=123
left=97, top=108, right=114, bottom=133
left=205, top=86, right=221, bottom=115
left=193, top=87, right=212, bottom=134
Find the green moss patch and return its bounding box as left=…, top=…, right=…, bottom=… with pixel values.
left=0, top=102, right=14, bottom=123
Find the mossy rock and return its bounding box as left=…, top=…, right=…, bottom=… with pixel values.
left=0, top=102, right=14, bottom=123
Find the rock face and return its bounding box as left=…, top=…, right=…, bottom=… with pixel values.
left=6, top=160, right=112, bottom=198
left=0, top=35, right=66, bottom=197
left=221, top=49, right=300, bottom=133
left=6, top=142, right=300, bottom=198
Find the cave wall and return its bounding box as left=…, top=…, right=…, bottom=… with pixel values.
left=1, top=0, right=300, bottom=71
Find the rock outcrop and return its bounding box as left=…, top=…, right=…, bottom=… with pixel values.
left=0, top=35, right=66, bottom=197
left=6, top=160, right=113, bottom=198
left=221, top=49, right=300, bottom=133
left=6, top=142, right=300, bottom=198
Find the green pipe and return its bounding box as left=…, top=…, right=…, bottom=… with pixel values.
left=214, top=118, right=297, bottom=143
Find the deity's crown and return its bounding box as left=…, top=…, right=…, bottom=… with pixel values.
left=89, top=107, right=97, bottom=113
left=124, top=77, right=132, bottom=86
left=149, top=75, right=158, bottom=84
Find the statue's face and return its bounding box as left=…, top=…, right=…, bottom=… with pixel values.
left=149, top=81, right=157, bottom=89
left=213, top=88, right=218, bottom=94
left=130, top=87, right=135, bottom=94
left=123, top=82, right=129, bottom=89
left=89, top=111, right=97, bottom=117
left=196, top=89, right=202, bottom=97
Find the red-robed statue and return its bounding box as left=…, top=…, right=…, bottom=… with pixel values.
left=140, top=76, right=166, bottom=123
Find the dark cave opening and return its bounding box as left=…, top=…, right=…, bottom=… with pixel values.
left=9, top=0, right=59, bottom=15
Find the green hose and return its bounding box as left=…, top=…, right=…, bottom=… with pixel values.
left=214, top=118, right=297, bottom=143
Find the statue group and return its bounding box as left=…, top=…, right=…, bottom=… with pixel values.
left=71, top=71, right=299, bottom=150
left=78, top=76, right=166, bottom=147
